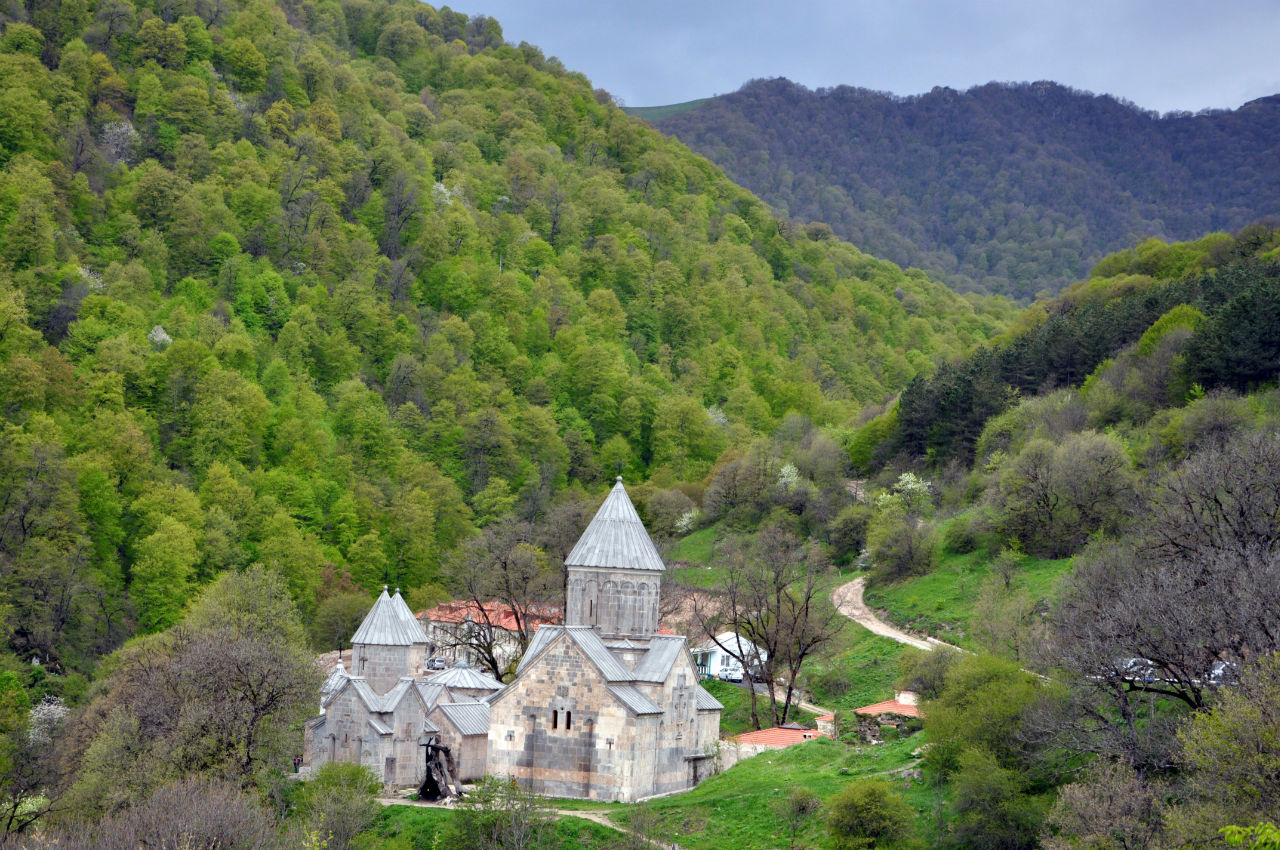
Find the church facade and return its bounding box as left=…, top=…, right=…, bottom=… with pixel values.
left=303, top=479, right=722, bottom=802
left=485, top=478, right=722, bottom=801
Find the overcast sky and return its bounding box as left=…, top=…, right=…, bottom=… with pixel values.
left=450, top=0, right=1280, bottom=114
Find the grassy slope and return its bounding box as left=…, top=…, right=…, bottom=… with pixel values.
left=626, top=735, right=937, bottom=850
left=370, top=804, right=623, bottom=849
left=863, top=546, right=1072, bottom=651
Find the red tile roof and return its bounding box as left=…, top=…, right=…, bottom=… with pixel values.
left=853, top=698, right=921, bottom=718
left=815, top=713, right=835, bottom=722
left=732, top=727, right=830, bottom=747
left=418, top=600, right=560, bottom=633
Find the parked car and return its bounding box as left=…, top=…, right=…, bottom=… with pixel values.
left=426, top=657, right=448, bottom=671
left=1206, top=660, right=1238, bottom=686
left=718, top=664, right=743, bottom=683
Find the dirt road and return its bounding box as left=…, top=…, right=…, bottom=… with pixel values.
left=831, top=577, right=939, bottom=652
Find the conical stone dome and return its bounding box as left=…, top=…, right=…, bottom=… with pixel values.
left=351, top=587, right=429, bottom=647
left=564, top=477, right=665, bottom=572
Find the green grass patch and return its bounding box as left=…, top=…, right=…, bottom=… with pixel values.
left=802, top=625, right=909, bottom=715
left=864, top=549, right=1072, bottom=650
left=623, top=98, right=713, bottom=120
left=629, top=735, right=930, bottom=850
left=368, top=802, right=622, bottom=848
left=667, top=526, right=720, bottom=566
left=703, top=678, right=817, bottom=736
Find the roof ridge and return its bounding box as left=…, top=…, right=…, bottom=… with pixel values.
left=351, top=587, right=429, bottom=646
left=563, top=479, right=665, bottom=572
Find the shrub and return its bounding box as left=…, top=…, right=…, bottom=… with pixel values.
left=826, top=779, right=914, bottom=850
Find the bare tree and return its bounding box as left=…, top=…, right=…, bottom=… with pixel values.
left=1042, top=761, right=1165, bottom=850
left=1036, top=432, right=1280, bottom=776
left=443, top=519, right=561, bottom=679
left=697, top=525, right=841, bottom=728
left=21, top=777, right=283, bottom=850
left=60, top=567, right=321, bottom=816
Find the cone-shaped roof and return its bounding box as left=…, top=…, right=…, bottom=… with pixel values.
left=564, top=478, right=665, bottom=572
left=351, top=587, right=429, bottom=646
left=390, top=588, right=426, bottom=638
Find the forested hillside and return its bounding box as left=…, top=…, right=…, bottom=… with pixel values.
left=638, top=78, right=1280, bottom=300
left=822, top=225, right=1280, bottom=850
left=0, top=0, right=1012, bottom=700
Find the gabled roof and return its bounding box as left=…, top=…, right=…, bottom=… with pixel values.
left=564, top=478, right=665, bottom=572
left=326, top=676, right=423, bottom=713
left=694, top=684, right=724, bottom=711
left=435, top=702, right=490, bottom=736
left=630, top=636, right=688, bottom=682
left=368, top=717, right=392, bottom=736
left=351, top=587, right=429, bottom=647
left=853, top=698, right=921, bottom=719
left=607, top=684, right=664, bottom=715
left=426, top=665, right=505, bottom=692
left=320, top=662, right=349, bottom=699
left=733, top=727, right=828, bottom=747
left=414, top=682, right=452, bottom=709
left=517, top=626, right=634, bottom=682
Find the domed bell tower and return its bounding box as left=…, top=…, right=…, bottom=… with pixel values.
left=564, top=478, right=664, bottom=642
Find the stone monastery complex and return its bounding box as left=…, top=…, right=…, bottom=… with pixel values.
left=303, top=478, right=723, bottom=801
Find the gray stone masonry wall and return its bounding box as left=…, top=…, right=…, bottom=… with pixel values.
left=351, top=644, right=415, bottom=693
left=428, top=710, right=488, bottom=782
left=303, top=679, right=431, bottom=787
left=488, top=634, right=635, bottom=800
left=565, top=567, right=660, bottom=640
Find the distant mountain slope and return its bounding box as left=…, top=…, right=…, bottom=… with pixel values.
left=638, top=78, right=1280, bottom=300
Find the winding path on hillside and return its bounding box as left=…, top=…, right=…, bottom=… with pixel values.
left=831, top=577, right=951, bottom=652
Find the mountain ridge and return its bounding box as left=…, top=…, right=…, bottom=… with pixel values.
left=637, top=77, right=1280, bottom=300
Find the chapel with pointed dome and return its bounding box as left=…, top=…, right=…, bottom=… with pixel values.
left=302, top=479, right=721, bottom=800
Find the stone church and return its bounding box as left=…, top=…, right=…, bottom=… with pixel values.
left=302, top=588, right=503, bottom=786
left=485, top=478, right=722, bottom=801
left=303, top=478, right=722, bottom=801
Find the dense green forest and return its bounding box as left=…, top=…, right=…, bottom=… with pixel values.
left=2, top=0, right=1280, bottom=845
left=0, top=0, right=1012, bottom=678
left=638, top=78, right=1280, bottom=300
left=0, top=0, right=1021, bottom=837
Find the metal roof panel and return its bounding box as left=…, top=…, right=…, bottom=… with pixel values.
left=426, top=665, right=505, bottom=692
left=564, top=479, right=665, bottom=572
left=607, top=684, right=664, bottom=715
left=695, top=684, right=724, bottom=711
left=631, top=636, right=687, bottom=682
left=436, top=702, right=490, bottom=736
left=351, top=588, right=429, bottom=646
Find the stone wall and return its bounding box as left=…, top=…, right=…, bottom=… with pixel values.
left=565, top=567, right=660, bottom=640
left=488, top=635, right=647, bottom=800
left=487, top=632, right=719, bottom=802
left=351, top=643, right=425, bottom=693
left=303, top=680, right=431, bottom=787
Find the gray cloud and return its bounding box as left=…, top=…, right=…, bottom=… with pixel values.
left=451, top=0, right=1280, bottom=113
